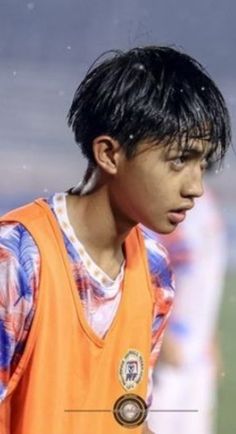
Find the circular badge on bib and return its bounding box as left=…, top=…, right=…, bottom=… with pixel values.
left=113, top=394, right=147, bottom=428
left=119, top=349, right=144, bottom=391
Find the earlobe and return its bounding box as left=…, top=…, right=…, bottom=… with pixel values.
left=92, top=135, right=121, bottom=175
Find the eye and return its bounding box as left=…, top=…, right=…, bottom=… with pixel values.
left=170, top=156, right=187, bottom=170
left=174, top=156, right=186, bottom=165
left=200, top=158, right=208, bottom=171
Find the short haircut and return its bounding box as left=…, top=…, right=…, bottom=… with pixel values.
left=68, top=46, right=231, bottom=164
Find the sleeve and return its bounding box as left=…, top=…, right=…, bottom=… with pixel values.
left=141, top=226, right=175, bottom=407
left=156, top=228, right=192, bottom=339
left=146, top=308, right=174, bottom=408
left=0, top=223, right=39, bottom=403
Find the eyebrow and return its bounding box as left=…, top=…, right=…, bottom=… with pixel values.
left=182, top=148, right=204, bottom=157
left=177, top=146, right=213, bottom=159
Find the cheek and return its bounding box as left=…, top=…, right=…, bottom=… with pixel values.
left=117, top=161, right=171, bottom=210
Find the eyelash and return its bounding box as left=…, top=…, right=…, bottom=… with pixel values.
left=200, top=159, right=208, bottom=170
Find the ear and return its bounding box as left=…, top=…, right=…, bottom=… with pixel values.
left=92, top=135, right=123, bottom=174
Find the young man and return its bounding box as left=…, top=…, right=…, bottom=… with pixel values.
left=0, top=46, right=231, bottom=434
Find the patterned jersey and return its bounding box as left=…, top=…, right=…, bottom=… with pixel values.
left=0, top=192, right=175, bottom=403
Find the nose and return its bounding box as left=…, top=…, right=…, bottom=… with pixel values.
left=181, top=168, right=204, bottom=199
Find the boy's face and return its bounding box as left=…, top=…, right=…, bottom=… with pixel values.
left=110, top=139, right=210, bottom=234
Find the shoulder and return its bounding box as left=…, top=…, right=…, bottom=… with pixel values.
left=139, top=225, right=174, bottom=292
left=0, top=220, right=40, bottom=289
left=0, top=221, right=26, bottom=261
left=140, top=226, right=175, bottom=341
left=0, top=220, right=38, bottom=259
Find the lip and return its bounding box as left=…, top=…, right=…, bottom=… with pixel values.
left=168, top=205, right=193, bottom=225
left=168, top=210, right=187, bottom=224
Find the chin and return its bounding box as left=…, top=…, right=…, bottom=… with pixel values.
left=159, top=226, right=178, bottom=234
left=146, top=221, right=178, bottom=235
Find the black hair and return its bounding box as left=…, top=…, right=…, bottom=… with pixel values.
left=67, top=46, right=231, bottom=165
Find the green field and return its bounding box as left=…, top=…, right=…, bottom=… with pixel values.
left=217, top=273, right=236, bottom=434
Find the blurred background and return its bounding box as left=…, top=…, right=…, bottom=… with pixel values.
left=0, top=1, right=235, bottom=432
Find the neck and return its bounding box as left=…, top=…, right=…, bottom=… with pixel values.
left=66, top=185, right=135, bottom=278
